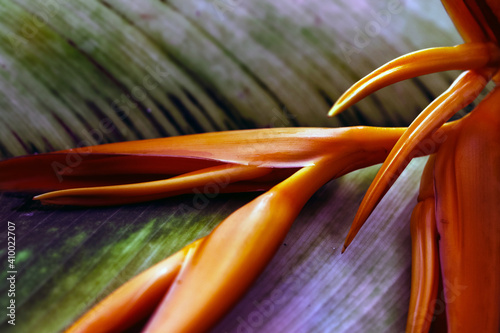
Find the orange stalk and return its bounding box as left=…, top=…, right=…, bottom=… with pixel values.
left=142, top=156, right=354, bottom=333
left=406, top=155, right=439, bottom=333
left=34, top=164, right=272, bottom=206
left=0, top=126, right=412, bottom=207
left=140, top=135, right=441, bottom=332
left=441, top=0, right=492, bottom=42
left=64, top=125, right=412, bottom=332
left=433, top=87, right=500, bottom=332
left=0, top=127, right=405, bottom=193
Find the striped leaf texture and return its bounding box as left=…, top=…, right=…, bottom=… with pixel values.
left=0, top=1, right=462, bottom=332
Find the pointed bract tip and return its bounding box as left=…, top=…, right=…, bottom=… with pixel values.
left=327, top=110, right=337, bottom=117
left=33, top=192, right=59, bottom=202
left=328, top=104, right=343, bottom=117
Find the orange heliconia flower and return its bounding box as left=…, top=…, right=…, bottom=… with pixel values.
left=0, top=1, right=498, bottom=332
left=1, top=126, right=423, bottom=332
left=331, top=0, right=500, bottom=331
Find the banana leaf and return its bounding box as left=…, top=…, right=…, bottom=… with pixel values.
left=0, top=1, right=461, bottom=332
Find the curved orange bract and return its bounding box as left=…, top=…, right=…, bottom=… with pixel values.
left=0, top=1, right=498, bottom=332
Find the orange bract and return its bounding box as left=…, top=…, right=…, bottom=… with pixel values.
left=0, top=1, right=498, bottom=332
left=59, top=128, right=416, bottom=332
left=338, top=0, right=500, bottom=331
